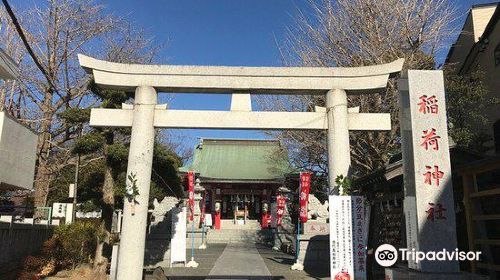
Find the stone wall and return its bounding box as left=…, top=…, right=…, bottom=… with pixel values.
left=144, top=197, right=178, bottom=268
left=0, top=218, right=55, bottom=280
left=298, top=220, right=330, bottom=269
left=298, top=234, right=329, bottom=267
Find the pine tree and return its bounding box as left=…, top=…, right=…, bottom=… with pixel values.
left=57, top=81, right=183, bottom=270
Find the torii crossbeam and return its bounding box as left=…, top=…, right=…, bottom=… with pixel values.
left=78, top=54, right=403, bottom=280
left=90, top=106, right=390, bottom=131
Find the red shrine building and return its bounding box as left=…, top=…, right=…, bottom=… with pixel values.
left=179, top=138, right=295, bottom=229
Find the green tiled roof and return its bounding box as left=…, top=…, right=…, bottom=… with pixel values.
left=179, top=138, right=293, bottom=182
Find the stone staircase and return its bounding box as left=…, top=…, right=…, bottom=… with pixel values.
left=220, top=219, right=262, bottom=230
left=207, top=226, right=272, bottom=244
left=207, top=228, right=273, bottom=244
left=148, top=220, right=273, bottom=252
left=204, top=219, right=272, bottom=244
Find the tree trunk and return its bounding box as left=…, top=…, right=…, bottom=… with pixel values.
left=94, top=132, right=116, bottom=271
left=0, top=86, right=6, bottom=111
left=34, top=92, right=53, bottom=207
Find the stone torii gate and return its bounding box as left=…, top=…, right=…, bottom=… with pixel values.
left=78, top=54, right=403, bottom=280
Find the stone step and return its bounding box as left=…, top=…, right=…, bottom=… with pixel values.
left=148, top=229, right=274, bottom=244
left=207, top=228, right=273, bottom=245
left=208, top=238, right=271, bottom=244
left=220, top=219, right=262, bottom=230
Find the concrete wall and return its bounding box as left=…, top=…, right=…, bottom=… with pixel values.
left=447, top=13, right=475, bottom=70
left=0, top=219, right=55, bottom=279
left=447, top=5, right=497, bottom=71
left=0, top=111, right=38, bottom=190
left=471, top=6, right=497, bottom=42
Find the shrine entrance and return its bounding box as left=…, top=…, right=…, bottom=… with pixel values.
left=221, top=193, right=261, bottom=220
left=179, top=138, right=293, bottom=228
left=76, top=54, right=465, bottom=280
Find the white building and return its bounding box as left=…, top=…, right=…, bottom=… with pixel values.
left=0, top=48, right=38, bottom=191
left=446, top=3, right=500, bottom=150
left=0, top=48, right=18, bottom=80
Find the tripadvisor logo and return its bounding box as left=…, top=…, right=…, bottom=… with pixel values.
left=375, top=244, right=398, bottom=267
left=375, top=244, right=482, bottom=267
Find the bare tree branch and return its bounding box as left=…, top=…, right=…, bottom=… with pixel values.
left=259, top=0, right=458, bottom=183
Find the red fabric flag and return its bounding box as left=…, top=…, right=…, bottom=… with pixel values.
left=200, top=191, right=206, bottom=223
left=299, top=172, right=311, bottom=222
left=188, top=171, right=195, bottom=221
left=276, top=195, right=286, bottom=226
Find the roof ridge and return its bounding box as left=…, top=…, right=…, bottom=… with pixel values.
left=201, top=138, right=279, bottom=142
left=471, top=2, right=499, bottom=9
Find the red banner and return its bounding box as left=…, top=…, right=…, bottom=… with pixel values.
left=200, top=191, right=206, bottom=223
left=299, top=172, right=311, bottom=222
left=188, top=171, right=195, bottom=221
left=276, top=195, right=286, bottom=226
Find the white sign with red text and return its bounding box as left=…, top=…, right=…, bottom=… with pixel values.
left=329, top=196, right=366, bottom=280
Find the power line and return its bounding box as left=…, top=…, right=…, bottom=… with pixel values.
left=1, top=0, right=59, bottom=94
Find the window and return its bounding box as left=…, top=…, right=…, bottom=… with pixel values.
left=495, top=43, right=500, bottom=67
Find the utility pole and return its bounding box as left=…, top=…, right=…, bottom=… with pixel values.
left=72, top=124, right=82, bottom=222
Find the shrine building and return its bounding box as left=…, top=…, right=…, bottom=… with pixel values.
left=179, top=138, right=295, bottom=229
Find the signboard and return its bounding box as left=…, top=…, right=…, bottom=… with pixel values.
left=68, top=183, right=75, bottom=198
left=205, top=213, right=213, bottom=227
left=299, top=173, right=311, bottom=222
left=329, top=196, right=366, bottom=280
left=398, top=71, right=459, bottom=272
left=170, top=207, right=187, bottom=266
left=52, top=203, right=67, bottom=218
left=187, top=172, right=195, bottom=221
left=304, top=221, right=329, bottom=234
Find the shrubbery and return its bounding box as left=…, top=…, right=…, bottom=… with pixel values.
left=17, top=221, right=104, bottom=280
left=55, top=220, right=104, bottom=266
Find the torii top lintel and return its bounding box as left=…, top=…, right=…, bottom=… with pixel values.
left=78, top=54, right=404, bottom=94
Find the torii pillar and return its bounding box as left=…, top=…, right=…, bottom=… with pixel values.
left=326, top=89, right=350, bottom=194
left=116, top=86, right=157, bottom=280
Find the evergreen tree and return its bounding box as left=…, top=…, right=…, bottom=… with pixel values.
left=444, top=68, right=498, bottom=151
left=56, top=81, right=183, bottom=270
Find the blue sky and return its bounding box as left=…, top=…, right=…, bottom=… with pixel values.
left=16, top=0, right=498, bottom=151
left=109, top=0, right=312, bottom=150
left=134, top=0, right=492, bottom=151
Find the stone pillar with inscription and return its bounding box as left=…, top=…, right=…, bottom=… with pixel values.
left=398, top=70, right=460, bottom=273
